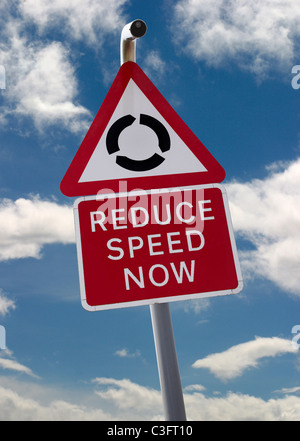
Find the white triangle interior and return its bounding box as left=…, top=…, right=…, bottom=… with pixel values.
left=79, top=79, right=207, bottom=183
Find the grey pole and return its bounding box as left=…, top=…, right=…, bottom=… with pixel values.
left=150, top=303, right=187, bottom=421
left=120, top=20, right=187, bottom=421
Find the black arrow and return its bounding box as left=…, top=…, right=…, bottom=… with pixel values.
left=106, top=114, right=170, bottom=172
left=106, top=115, right=136, bottom=155
left=140, top=114, right=171, bottom=153
left=116, top=153, right=165, bottom=172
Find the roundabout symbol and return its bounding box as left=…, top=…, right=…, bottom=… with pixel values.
left=106, top=114, right=171, bottom=172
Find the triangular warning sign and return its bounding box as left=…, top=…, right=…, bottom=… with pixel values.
left=60, top=62, right=225, bottom=197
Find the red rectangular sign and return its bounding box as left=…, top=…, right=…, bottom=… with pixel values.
left=74, top=184, right=243, bottom=311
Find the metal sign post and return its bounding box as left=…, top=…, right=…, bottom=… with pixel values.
left=150, top=303, right=187, bottom=421
left=120, top=20, right=187, bottom=421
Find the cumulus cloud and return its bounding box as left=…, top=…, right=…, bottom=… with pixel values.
left=2, top=38, right=91, bottom=133
left=143, top=50, right=168, bottom=82
left=1, top=375, right=300, bottom=420
left=20, top=0, right=128, bottom=45
left=93, top=377, right=163, bottom=418
left=0, top=290, right=16, bottom=317
left=192, top=337, right=297, bottom=380
left=185, top=389, right=300, bottom=421
left=0, top=20, right=90, bottom=133
left=226, top=158, right=300, bottom=295
left=0, top=0, right=129, bottom=132
left=173, top=0, right=300, bottom=78
left=0, top=196, right=74, bottom=261
left=0, top=385, right=110, bottom=421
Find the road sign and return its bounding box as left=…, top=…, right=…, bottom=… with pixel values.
left=73, top=184, right=243, bottom=311
left=60, top=62, right=225, bottom=197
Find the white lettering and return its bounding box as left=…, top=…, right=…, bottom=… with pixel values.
left=111, top=208, right=126, bottom=230
left=107, top=238, right=124, bottom=260
left=128, top=236, right=144, bottom=258
left=124, top=261, right=196, bottom=290
left=153, top=204, right=171, bottom=225
left=90, top=211, right=107, bottom=232
left=167, top=232, right=183, bottom=254
left=90, top=196, right=215, bottom=232
left=186, top=230, right=205, bottom=251
left=176, top=201, right=195, bottom=224
left=170, top=260, right=195, bottom=283
left=198, top=200, right=214, bottom=221
left=124, top=267, right=145, bottom=290
left=149, top=264, right=169, bottom=287
left=130, top=206, right=149, bottom=228
left=148, top=234, right=164, bottom=256
left=106, top=230, right=205, bottom=262
left=107, top=425, right=142, bottom=438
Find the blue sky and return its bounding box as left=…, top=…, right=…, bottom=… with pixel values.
left=0, top=0, right=300, bottom=421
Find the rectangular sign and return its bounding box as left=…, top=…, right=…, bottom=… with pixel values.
left=74, top=184, right=243, bottom=311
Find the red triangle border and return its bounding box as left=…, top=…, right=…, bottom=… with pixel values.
left=60, top=62, right=225, bottom=197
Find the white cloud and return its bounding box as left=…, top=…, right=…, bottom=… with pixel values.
left=184, top=384, right=206, bottom=393
left=93, top=377, right=163, bottom=419
left=274, top=386, right=300, bottom=395
left=226, top=158, right=300, bottom=295
left=0, top=196, right=74, bottom=261
left=2, top=375, right=300, bottom=420
left=182, top=298, right=211, bottom=315
left=0, top=290, right=16, bottom=317
left=185, top=389, right=300, bottom=421
left=0, top=0, right=129, bottom=132
left=0, top=27, right=91, bottom=133
left=143, top=50, right=168, bottom=82
left=114, top=348, right=141, bottom=359
left=0, top=358, right=36, bottom=378
left=14, top=42, right=90, bottom=131
left=192, top=337, right=297, bottom=380
left=20, top=0, right=128, bottom=45
left=173, top=0, right=300, bottom=78
left=0, top=352, right=38, bottom=378
left=0, top=384, right=110, bottom=421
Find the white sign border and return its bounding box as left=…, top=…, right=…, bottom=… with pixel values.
left=73, top=184, right=243, bottom=312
